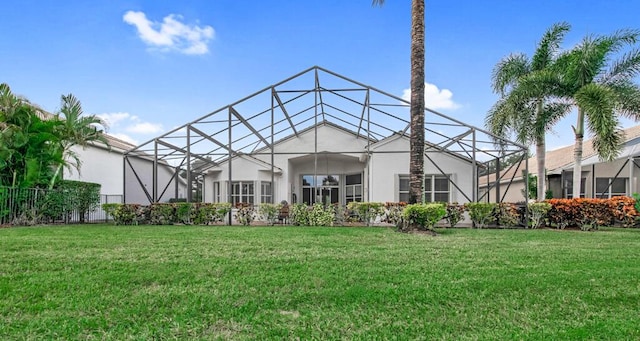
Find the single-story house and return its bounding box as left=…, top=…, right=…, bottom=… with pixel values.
left=124, top=66, right=526, bottom=205
left=480, top=124, right=640, bottom=201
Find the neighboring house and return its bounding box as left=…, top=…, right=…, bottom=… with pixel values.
left=481, top=125, right=640, bottom=202
left=124, top=66, right=526, bottom=206
left=64, top=134, right=135, bottom=198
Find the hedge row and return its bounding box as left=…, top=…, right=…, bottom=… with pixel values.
left=546, top=197, right=637, bottom=230
left=102, top=196, right=639, bottom=230
left=102, top=203, right=232, bottom=225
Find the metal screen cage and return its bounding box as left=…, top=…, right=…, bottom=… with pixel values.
left=123, top=66, right=528, bottom=205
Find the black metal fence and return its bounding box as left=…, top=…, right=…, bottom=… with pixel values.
left=0, top=186, right=122, bottom=226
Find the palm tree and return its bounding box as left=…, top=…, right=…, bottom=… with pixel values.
left=556, top=30, right=640, bottom=198
left=48, top=94, right=108, bottom=189
left=0, top=83, right=64, bottom=187
left=373, top=0, right=425, bottom=207
left=486, top=22, right=572, bottom=201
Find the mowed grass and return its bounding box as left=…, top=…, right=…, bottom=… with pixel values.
left=1, top=225, right=639, bottom=340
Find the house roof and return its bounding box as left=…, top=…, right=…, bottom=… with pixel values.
left=482, top=124, right=640, bottom=185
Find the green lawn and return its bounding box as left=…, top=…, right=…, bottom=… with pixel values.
left=1, top=225, right=639, bottom=340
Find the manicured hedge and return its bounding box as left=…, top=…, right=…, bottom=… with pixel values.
left=546, top=197, right=637, bottom=230
left=102, top=196, right=639, bottom=230
left=103, top=203, right=231, bottom=226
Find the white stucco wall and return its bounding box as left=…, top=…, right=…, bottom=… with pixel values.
left=203, top=123, right=475, bottom=205
left=64, top=145, right=124, bottom=195
left=369, top=135, right=474, bottom=204
left=124, top=156, right=187, bottom=204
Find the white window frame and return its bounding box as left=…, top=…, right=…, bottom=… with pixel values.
left=231, top=181, right=255, bottom=205
left=261, top=181, right=272, bottom=204
left=397, top=174, right=451, bottom=203
left=345, top=173, right=363, bottom=203
left=213, top=181, right=221, bottom=203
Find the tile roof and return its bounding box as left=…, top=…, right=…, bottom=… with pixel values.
left=482, top=124, right=640, bottom=185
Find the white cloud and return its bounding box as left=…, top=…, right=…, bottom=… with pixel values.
left=126, top=122, right=164, bottom=134
left=96, top=111, right=164, bottom=143
left=96, top=112, right=131, bottom=127
left=123, top=10, right=214, bottom=55
left=401, top=82, right=461, bottom=110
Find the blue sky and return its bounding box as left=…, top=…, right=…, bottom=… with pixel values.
left=2, top=0, right=640, bottom=149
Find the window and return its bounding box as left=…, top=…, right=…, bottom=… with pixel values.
left=231, top=181, right=254, bottom=205
left=261, top=181, right=272, bottom=203
left=426, top=175, right=450, bottom=202
left=398, top=176, right=410, bottom=203
left=564, top=173, right=586, bottom=198
left=213, top=181, right=221, bottom=203
left=596, top=177, right=627, bottom=198
left=398, top=174, right=451, bottom=203
left=302, top=175, right=340, bottom=205
left=345, top=173, right=363, bottom=203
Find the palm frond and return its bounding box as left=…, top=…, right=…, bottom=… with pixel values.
left=535, top=102, right=572, bottom=137
left=608, top=80, right=640, bottom=119
left=577, top=83, right=622, bottom=161
left=509, top=68, right=568, bottom=100
left=531, top=22, right=571, bottom=71
left=600, top=49, right=640, bottom=85
left=491, top=53, right=530, bottom=95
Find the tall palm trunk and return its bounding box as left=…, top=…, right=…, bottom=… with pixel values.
left=572, top=108, right=585, bottom=198
left=535, top=139, right=545, bottom=201
left=535, top=100, right=545, bottom=201
left=408, top=0, right=425, bottom=205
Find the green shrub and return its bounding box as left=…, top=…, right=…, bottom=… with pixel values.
left=258, top=203, right=281, bottom=226
left=466, top=202, right=497, bottom=228
left=382, top=202, right=407, bottom=228
left=308, top=203, right=335, bottom=226
left=528, top=202, right=551, bottom=229
left=234, top=205, right=255, bottom=226
left=333, top=204, right=347, bottom=226
left=495, top=203, right=519, bottom=228
left=102, top=203, right=119, bottom=221
left=290, top=203, right=334, bottom=226
left=290, top=203, right=310, bottom=226
left=347, top=202, right=384, bottom=224
left=403, top=203, right=447, bottom=231
left=192, top=203, right=231, bottom=225
left=445, top=202, right=465, bottom=228
left=149, top=203, right=175, bottom=225
left=175, top=202, right=193, bottom=224
left=105, top=204, right=140, bottom=225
